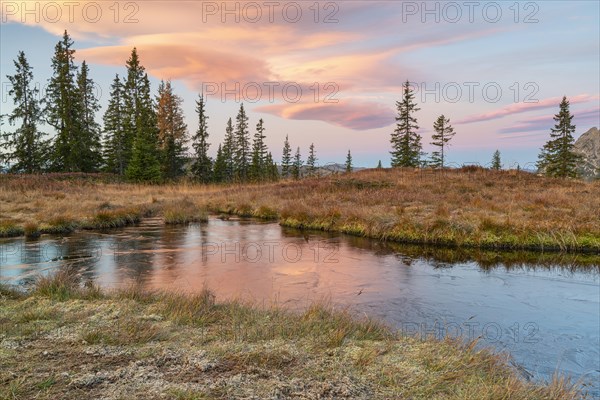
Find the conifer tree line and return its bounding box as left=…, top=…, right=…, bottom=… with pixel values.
left=0, top=31, right=305, bottom=182
left=0, top=33, right=585, bottom=180
left=1, top=31, right=354, bottom=182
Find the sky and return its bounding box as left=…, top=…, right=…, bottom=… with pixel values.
left=1, top=0, right=599, bottom=168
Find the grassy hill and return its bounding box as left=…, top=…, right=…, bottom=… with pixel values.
left=1, top=168, right=599, bottom=252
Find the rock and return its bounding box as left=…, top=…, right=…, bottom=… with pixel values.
left=1, top=339, right=21, bottom=349
left=188, top=350, right=217, bottom=372
left=71, top=371, right=109, bottom=388
left=141, top=314, right=163, bottom=322
left=574, top=127, right=600, bottom=179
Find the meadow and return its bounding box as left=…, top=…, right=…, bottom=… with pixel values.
left=1, top=169, right=597, bottom=398
left=1, top=168, right=599, bottom=252
left=0, top=269, right=583, bottom=399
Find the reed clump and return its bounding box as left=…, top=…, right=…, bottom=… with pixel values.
left=163, top=199, right=209, bottom=224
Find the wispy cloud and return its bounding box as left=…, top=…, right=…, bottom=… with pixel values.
left=256, top=101, right=395, bottom=131
left=456, top=95, right=599, bottom=125
left=498, top=107, right=600, bottom=135
left=78, top=44, right=273, bottom=89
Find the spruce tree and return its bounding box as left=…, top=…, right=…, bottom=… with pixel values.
left=46, top=30, right=79, bottom=171
left=222, top=118, right=236, bottom=182
left=125, top=73, right=161, bottom=183
left=306, top=143, right=317, bottom=176
left=491, top=150, right=502, bottom=170
left=234, top=103, right=250, bottom=181
left=191, top=94, right=212, bottom=182
left=266, top=152, right=279, bottom=181
left=75, top=61, right=103, bottom=172
left=212, top=144, right=227, bottom=183
left=537, top=96, right=582, bottom=178
left=430, top=114, right=455, bottom=169
left=345, top=150, right=353, bottom=173
left=250, top=118, right=267, bottom=181
left=126, top=133, right=162, bottom=183
left=292, top=147, right=302, bottom=179
left=121, top=47, right=146, bottom=173
left=2, top=51, right=48, bottom=173
left=377, top=160, right=383, bottom=169
left=281, top=135, right=292, bottom=178
left=391, top=80, right=421, bottom=168
left=156, top=80, right=187, bottom=180
left=103, top=74, right=127, bottom=174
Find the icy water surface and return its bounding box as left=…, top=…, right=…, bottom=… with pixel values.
left=1, top=218, right=599, bottom=396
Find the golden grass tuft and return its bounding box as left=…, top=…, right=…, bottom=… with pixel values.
left=33, top=267, right=103, bottom=301
left=23, top=222, right=41, bottom=238
left=40, top=215, right=78, bottom=235
left=163, top=198, right=209, bottom=224
left=83, top=206, right=143, bottom=230
left=0, top=220, right=24, bottom=237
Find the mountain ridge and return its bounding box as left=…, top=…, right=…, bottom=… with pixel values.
left=574, top=127, right=600, bottom=179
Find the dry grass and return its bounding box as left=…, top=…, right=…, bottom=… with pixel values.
left=163, top=198, right=209, bottom=224
left=33, top=267, right=103, bottom=301
left=1, top=169, right=599, bottom=251
left=0, top=220, right=24, bottom=237
left=0, top=270, right=587, bottom=399
left=81, top=207, right=145, bottom=230
left=81, top=319, right=164, bottom=346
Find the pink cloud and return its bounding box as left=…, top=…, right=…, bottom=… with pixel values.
left=77, top=44, right=273, bottom=90
left=456, top=94, right=599, bottom=124
left=498, top=114, right=554, bottom=134
left=256, top=101, right=395, bottom=131
left=575, top=108, right=600, bottom=129
left=498, top=107, right=600, bottom=135
left=5, top=2, right=507, bottom=97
